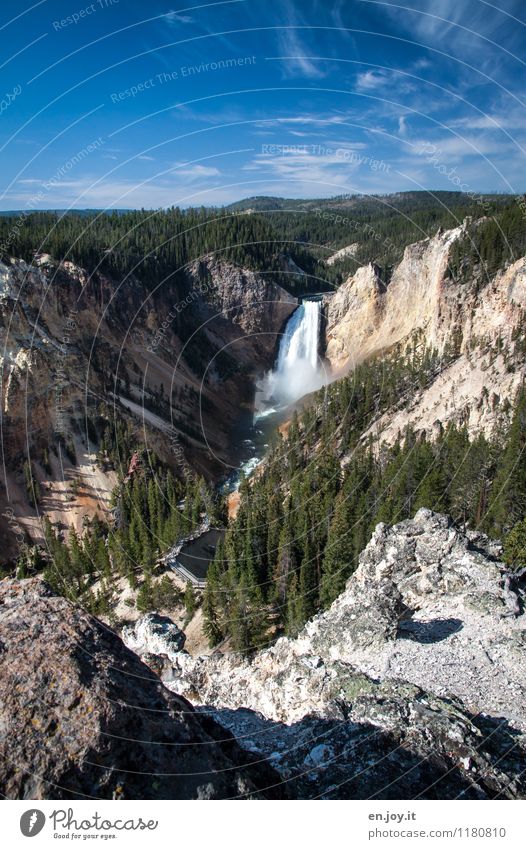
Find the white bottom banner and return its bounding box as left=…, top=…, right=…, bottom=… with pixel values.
left=2, top=800, right=523, bottom=849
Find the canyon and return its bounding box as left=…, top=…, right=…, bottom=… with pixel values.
left=0, top=254, right=296, bottom=556
left=1, top=202, right=526, bottom=800
left=0, top=0, right=524, bottom=812
left=3, top=216, right=525, bottom=560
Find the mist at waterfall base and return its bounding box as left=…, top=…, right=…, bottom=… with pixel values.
left=256, top=300, right=326, bottom=416
left=221, top=301, right=326, bottom=493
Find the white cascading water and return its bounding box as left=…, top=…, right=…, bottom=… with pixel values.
left=256, top=299, right=324, bottom=416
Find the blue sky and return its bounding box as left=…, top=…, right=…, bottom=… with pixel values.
left=1, top=0, right=525, bottom=209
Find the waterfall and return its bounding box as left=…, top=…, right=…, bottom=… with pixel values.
left=256, top=300, right=324, bottom=416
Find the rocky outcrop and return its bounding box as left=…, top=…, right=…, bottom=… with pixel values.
left=137, top=511, right=526, bottom=799
left=3, top=516, right=525, bottom=800
left=122, top=612, right=186, bottom=661
left=0, top=577, right=285, bottom=800
left=324, top=227, right=526, bottom=442
left=324, top=226, right=465, bottom=370
left=186, top=255, right=297, bottom=360
left=323, top=262, right=386, bottom=368
left=325, top=243, right=360, bottom=266
left=324, top=225, right=526, bottom=370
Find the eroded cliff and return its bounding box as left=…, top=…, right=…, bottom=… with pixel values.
left=324, top=225, right=526, bottom=442
left=0, top=255, right=296, bottom=555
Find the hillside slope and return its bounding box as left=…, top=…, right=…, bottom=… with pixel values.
left=125, top=510, right=526, bottom=799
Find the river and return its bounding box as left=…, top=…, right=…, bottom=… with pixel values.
left=176, top=299, right=326, bottom=583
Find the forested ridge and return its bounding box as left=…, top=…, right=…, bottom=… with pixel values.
left=1, top=191, right=522, bottom=296
left=448, top=201, right=526, bottom=282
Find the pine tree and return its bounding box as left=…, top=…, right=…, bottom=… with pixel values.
left=503, top=518, right=526, bottom=571
left=488, top=388, right=526, bottom=534
left=286, top=574, right=303, bottom=636
left=274, top=504, right=296, bottom=605
left=297, top=513, right=317, bottom=624
left=184, top=582, right=197, bottom=617
left=202, top=560, right=224, bottom=647
left=320, top=489, right=355, bottom=607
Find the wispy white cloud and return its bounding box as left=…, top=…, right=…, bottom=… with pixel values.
left=397, top=147, right=524, bottom=195
left=288, top=129, right=315, bottom=137
left=413, top=133, right=518, bottom=158
left=450, top=110, right=526, bottom=131
left=356, top=69, right=386, bottom=90
left=277, top=28, right=326, bottom=79
left=273, top=0, right=327, bottom=79
left=328, top=0, right=350, bottom=33
left=6, top=174, right=227, bottom=209
left=377, top=0, right=489, bottom=45
left=254, top=114, right=348, bottom=129
left=174, top=163, right=222, bottom=179
left=378, top=0, right=523, bottom=75
left=241, top=143, right=392, bottom=199
left=355, top=66, right=419, bottom=95
left=164, top=10, right=194, bottom=26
